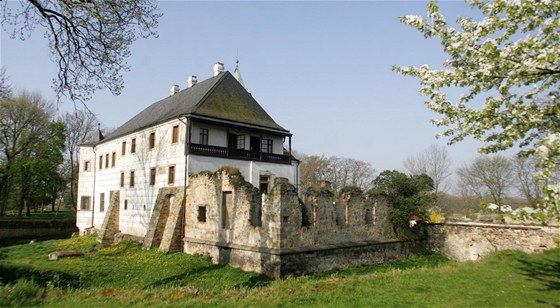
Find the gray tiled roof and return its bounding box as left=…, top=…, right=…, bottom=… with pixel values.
left=101, top=71, right=288, bottom=143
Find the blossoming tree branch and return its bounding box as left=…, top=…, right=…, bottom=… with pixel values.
left=393, top=0, right=559, bottom=224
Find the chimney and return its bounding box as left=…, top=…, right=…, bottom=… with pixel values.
left=187, top=75, right=198, bottom=88
left=213, top=62, right=225, bottom=76
left=170, top=84, right=180, bottom=95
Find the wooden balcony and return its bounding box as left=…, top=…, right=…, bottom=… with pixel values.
left=189, top=143, right=291, bottom=164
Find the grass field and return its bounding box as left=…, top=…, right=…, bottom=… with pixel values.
left=0, top=236, right=559, bottom=307
left=0, top=209, right=76, bottom=222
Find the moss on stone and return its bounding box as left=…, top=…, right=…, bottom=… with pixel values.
left=217, top=166, right=254, bottom=191
left=339, top=186, right=363, bottom=196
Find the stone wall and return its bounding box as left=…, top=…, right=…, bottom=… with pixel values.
left=183, top=171, right=406, bottom=278
left=427, top=222, right=560, bottom=261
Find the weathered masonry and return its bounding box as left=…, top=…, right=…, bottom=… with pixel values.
left=97, top=168, right=420, bottom=278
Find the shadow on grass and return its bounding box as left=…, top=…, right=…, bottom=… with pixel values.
left=516, top=256, right=560, bottom=291
left=143, top=263, right=272, bottom=290
left=0, top=263, right=82, bottom=288
left=515, top=253, right=560, bottom=308
left=310, top=251, right=450, bottom=280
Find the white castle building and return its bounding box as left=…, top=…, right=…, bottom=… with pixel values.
left=76, top=63, right=299, bottom=237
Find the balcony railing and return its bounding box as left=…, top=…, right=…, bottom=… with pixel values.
left=189, top=143, right=291, bottom=164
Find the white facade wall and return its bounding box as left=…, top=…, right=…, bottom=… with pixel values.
left=77, top=119, right=187, bottom=236
left=77, top=118, right=297, bottom=237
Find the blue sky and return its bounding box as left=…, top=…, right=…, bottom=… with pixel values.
left=1, top=1, right=493, bottom=177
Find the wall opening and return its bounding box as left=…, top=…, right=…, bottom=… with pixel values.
left=221, top=191, right=233, bottom=229
left=249, top=195, right=262, bottom=227
left=198, top=205, right=207, bottom=222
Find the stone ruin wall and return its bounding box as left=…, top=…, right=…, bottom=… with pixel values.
left=182, top=172, right=400, bottom=277
left=427, top=222, right=560, bottom=261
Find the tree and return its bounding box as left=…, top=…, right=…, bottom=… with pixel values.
left=298, top=154, right=331, bottom=193
left=1, top=0, right=161, bottom=101
left=511, top=155, right=544, bottom=208
left=0, top=68, right=12, bottom=99
left=393, top=0, right=560, bottom=222
left=61, top=110, right=97, bottom=209
left=12, top=121, right=66, bottom=216
left=403, top=144, right=452, bottom=193
left=297, top=152, right=376, bottom=195
left=0, top=91, right=56, bottom=215
left=456, top=156, right=514, bottom=209
left=371, top=170, right=435, bottom=238
left=326, top=156, right=376, bottom=194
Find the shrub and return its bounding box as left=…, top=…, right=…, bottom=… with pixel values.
left=426, top=210, right=444, bottom=223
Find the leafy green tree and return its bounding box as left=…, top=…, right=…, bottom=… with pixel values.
left=371, top=170, right=436, bottom=239
left=393, top=0, right=560, bottom=223
left=1, top=0, right=161, bottom=101
left=27, top=122, right=66, bottom=213
left=0, top=92, right=63, bottom=216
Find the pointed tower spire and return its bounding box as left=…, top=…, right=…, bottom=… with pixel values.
left=233, top=58, right=246, bottom=88
left=97, top=123, right=104, bottom=142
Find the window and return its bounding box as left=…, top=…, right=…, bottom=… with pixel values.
left=131, top=138, right=136, bottom=153
left=120, top=172, right=125, bottom=187
left=80, top=196, right=91, bottom=210
left=172, top=125, right=179, bottom=144
left=261, top=139, right=273, bottom=153
left=260, top=176, right=270, bottom=193
left=250, top=136, right=261, bottom=151
left=121, top=141, right=126, bottom=155
left=149, top=132, right=156, bottom=149
left=111, top=152, right=116, bottom=167
left=199, top=128, right=208, bottom=145
left=130, top=171, right=135, bottom=187
left=84, top=161, right=91, bottom=171
left=228, top=134, right=244, bottom=149
left=150, top=168, right=156, bottom=186
left=197, top=206, right=207, bottom=222
left=105, top=154, right=109, bottom=168
left=99, top=155, right=103, bottom=169
left=237, top=135, right=245, bottom=149
left=124, top=199, right=128, bottom=210
left=168, top=166, right=175, bottom=185
left=100, top=193, right=105, bottom=212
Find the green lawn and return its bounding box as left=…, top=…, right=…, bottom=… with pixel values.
left=0, top=209, right=75, bottom=222
left=0, top=236, right=559, bottom=307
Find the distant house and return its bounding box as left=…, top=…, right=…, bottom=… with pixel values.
left=76, top=63, right=299, bottom=237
